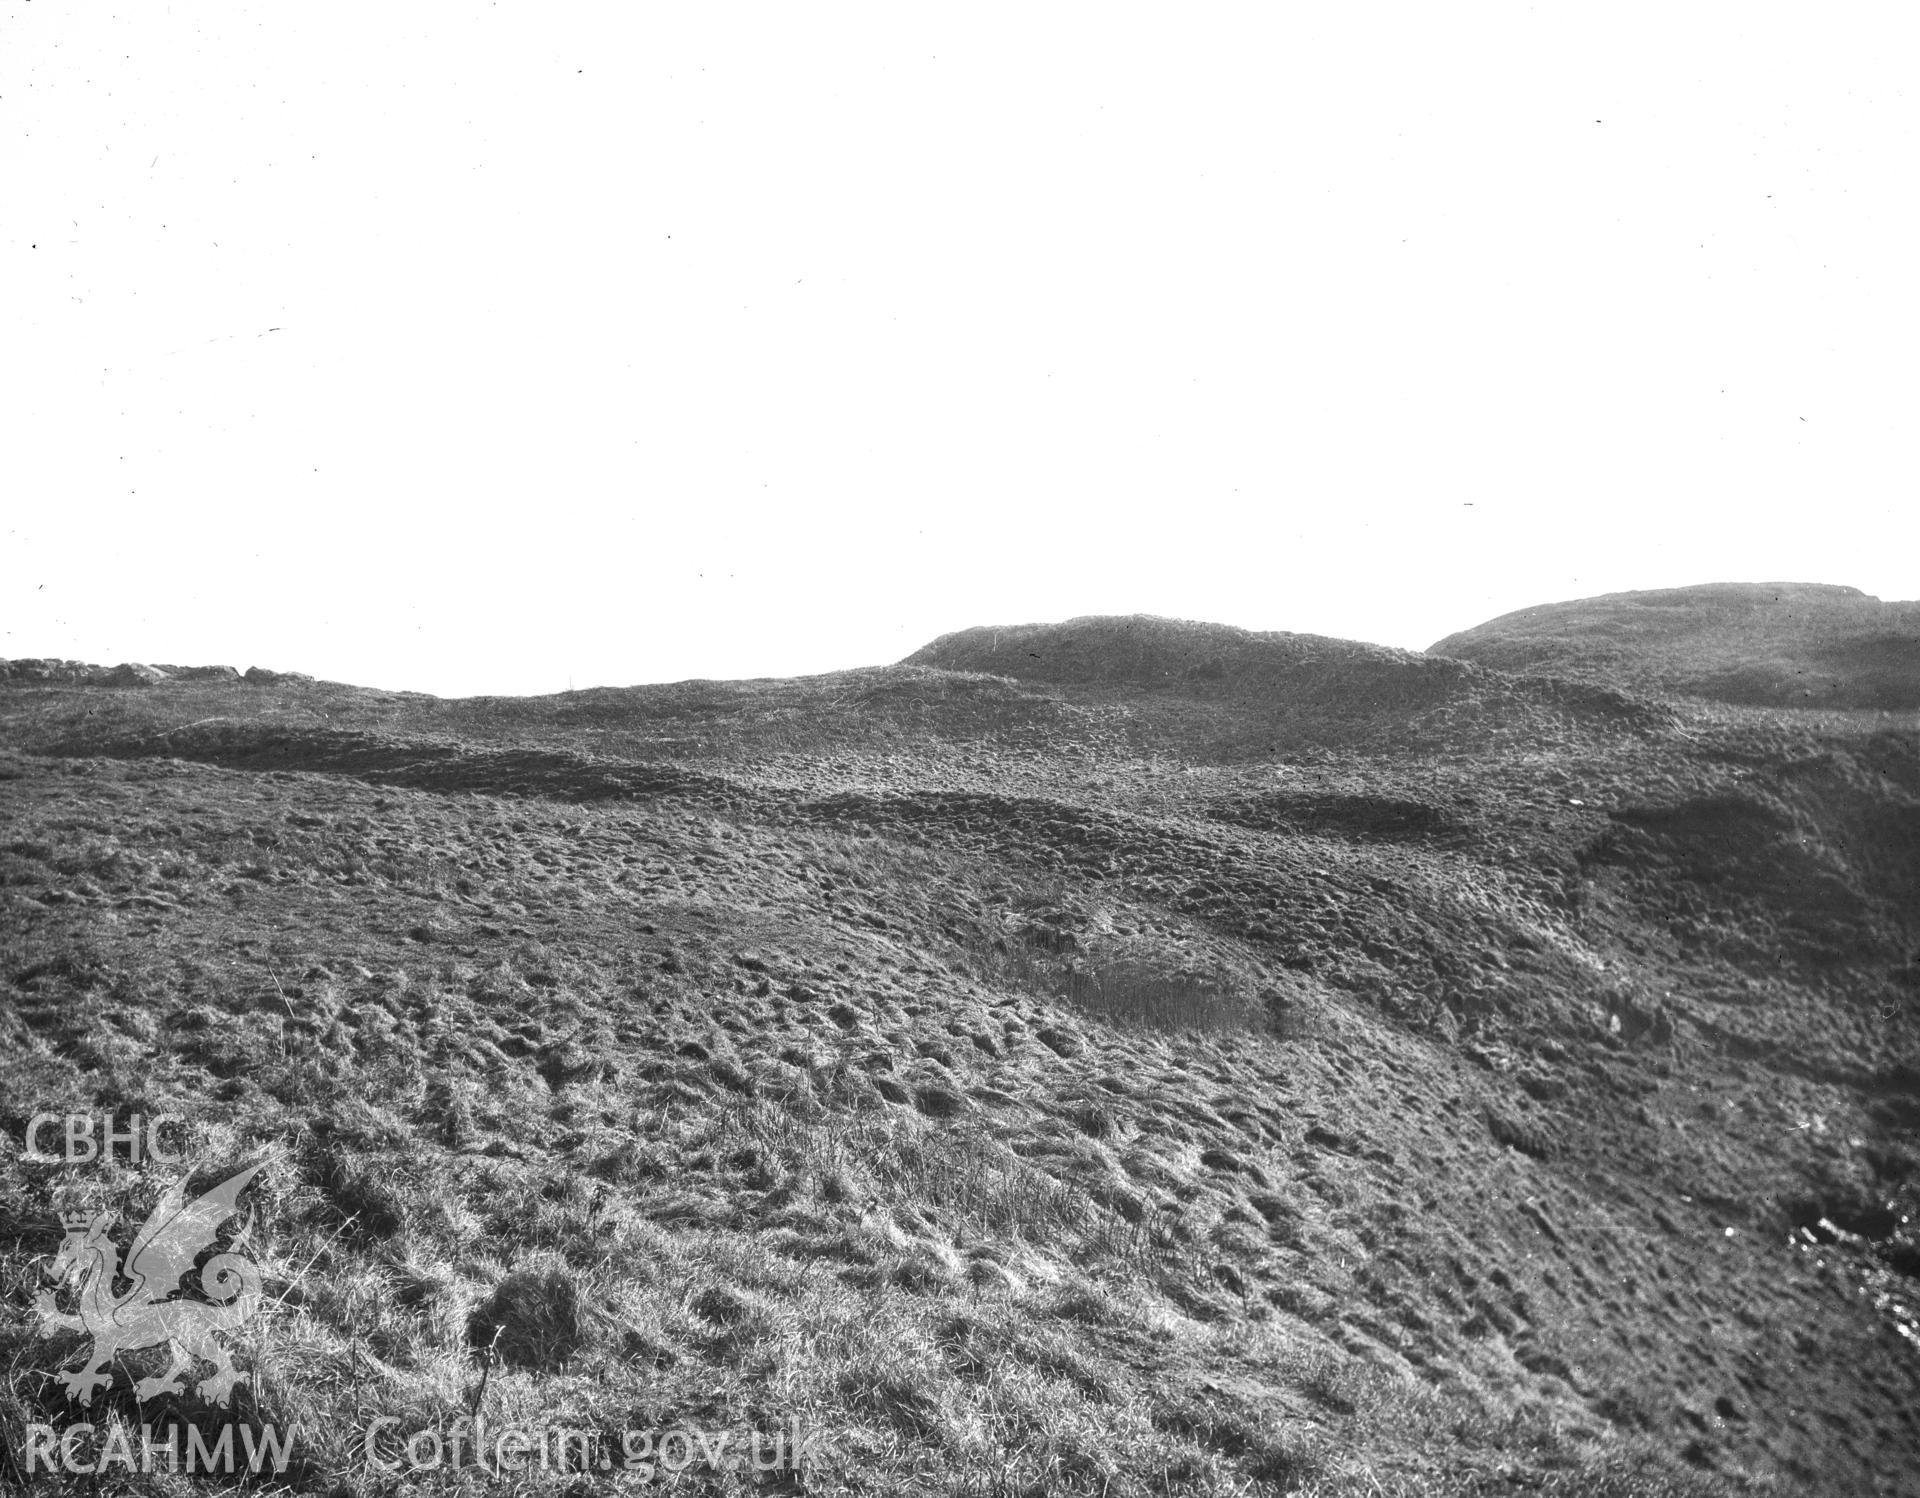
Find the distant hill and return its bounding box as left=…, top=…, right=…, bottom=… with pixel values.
left=907, top=615, right=1432, bottom=688
left=904, top=613, right=1668, bottom=754
left=1430, top=581, right=1920, bottom=709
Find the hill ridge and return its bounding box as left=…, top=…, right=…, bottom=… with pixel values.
left=1432, top=581, right=1920, bottom=710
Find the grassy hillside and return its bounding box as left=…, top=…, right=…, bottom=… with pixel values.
left=1, top=623, right=1917, bottom=1495
left=1428, top=583, right=1920, bottom=710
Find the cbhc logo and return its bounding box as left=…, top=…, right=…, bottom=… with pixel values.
left=22, top=1115, right=187, bottom=1164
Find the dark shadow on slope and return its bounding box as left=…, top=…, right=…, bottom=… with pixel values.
left=1208, top=791, right=1468, bottom=844
left=43, top=722, right=728, bottom=804
left=1581, top=791, right=1898, bottom=968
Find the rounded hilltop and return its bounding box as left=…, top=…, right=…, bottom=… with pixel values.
left=1430, top=581, right=1920, bottom=710
left=906, top=614, right=1445, bottom=688
left=902, top=612, right=1668, bottom=751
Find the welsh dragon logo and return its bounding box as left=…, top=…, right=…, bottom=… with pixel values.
left=34, top=1164, right=265, bottom=1407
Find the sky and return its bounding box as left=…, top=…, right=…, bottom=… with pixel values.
left=4, top=3, right=1916, bottom=698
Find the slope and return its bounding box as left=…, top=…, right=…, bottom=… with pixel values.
left=0, top=629, right=1916, bottom=1495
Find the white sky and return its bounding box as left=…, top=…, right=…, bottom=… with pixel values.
left=4, top=4, right=1916, bottom=697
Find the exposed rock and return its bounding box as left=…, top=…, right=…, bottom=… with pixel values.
left=1, top=658, right=89, bottom=681
left=100, top=662, right=169, bottom=687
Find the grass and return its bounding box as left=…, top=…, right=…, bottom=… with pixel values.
left=1, top=634, right=1917, bottom=1493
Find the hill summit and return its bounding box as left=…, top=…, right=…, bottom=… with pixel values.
left=904, top=612, right=1669, bottom=755
left=1430, top=581, right=1920, bottom=709
left=907, top=615, right=1435, bottom=688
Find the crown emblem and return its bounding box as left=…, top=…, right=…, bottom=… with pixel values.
left=59, top=1208, right=97, bottom=1234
